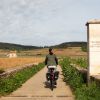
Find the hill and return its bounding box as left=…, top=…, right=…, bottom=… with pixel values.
left=0, top=41, right=87, bottom=51
left=0, top=42, right=42, bottom=51
left=50, top=41, right=87, bottom=52
left=50, top=42, right=87, bottom=48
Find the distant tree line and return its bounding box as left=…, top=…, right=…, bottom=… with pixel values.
left=0, top=42, right=87, bottom=52
left=0, top=42, right=43, bottom=51
left=50, top=42, right=87, bottom=51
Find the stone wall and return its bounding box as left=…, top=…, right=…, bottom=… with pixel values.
left=71, top=64, right=100, bottom=85
left=0, top=63, right=38, bottom=78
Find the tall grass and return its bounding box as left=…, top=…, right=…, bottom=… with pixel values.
left=71, top=57, right=87, bottom=68
left=60, top=57, right=100, bottom=100
left=0, top=57, right=44, bottom=70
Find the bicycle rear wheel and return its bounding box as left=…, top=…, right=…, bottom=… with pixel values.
left=50, top=79, right=53, bottom=91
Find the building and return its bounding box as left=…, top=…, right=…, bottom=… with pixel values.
left=7, top=51, right=17, bottom=58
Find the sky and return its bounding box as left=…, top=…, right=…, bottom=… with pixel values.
left=0, top=0, right=100, bottom=46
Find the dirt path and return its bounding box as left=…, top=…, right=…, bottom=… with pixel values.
left=0, top=66, right=74, bottom=100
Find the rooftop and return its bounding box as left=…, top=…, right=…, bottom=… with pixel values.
left=86, top=19, right=100, bottom=25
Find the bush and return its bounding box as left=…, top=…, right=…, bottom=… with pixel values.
left=71, top=57, right=87, bottom=68
left=60, top=57, right=83, bottom=89
left=0, top=63, right=44, bottom=96
left=60, top=57, right=100, bottom=100
left=81, top=46, right=87, bottom=52
left=0, top=68, right=5, bottom=74
left=75, top=82, right=100, bottom=100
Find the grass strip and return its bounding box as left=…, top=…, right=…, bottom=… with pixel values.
left=60, top=57, right=100, bottom=100
left=0, top=63, right=44, bottom=96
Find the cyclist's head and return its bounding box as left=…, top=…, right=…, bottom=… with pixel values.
left=49, top=48, right=53, bottom=54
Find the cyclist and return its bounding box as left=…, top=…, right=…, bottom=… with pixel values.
left=45, top=48, right=58, bottom=84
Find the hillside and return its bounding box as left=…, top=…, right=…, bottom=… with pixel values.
left=0, top=41, right=87, bottom=51
left=50, top=42, right=87, bottom=48
left=0, top=42, right=42, bottom=50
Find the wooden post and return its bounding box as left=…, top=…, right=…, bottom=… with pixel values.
left=86, top=22, right=90, bottom=86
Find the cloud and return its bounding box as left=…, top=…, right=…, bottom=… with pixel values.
left=0, top=0, right=100, bottom=46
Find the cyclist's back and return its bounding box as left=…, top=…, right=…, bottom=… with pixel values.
left=45, top=48, right=58, bottom=67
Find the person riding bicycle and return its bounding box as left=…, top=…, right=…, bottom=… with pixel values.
left=45, top=48, right=59, bottom=84
left=45, top=48, right=58, bottom=70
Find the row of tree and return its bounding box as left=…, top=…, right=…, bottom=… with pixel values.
left=0, top=42, right=87, bottom=52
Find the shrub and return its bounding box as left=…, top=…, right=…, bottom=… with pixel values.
left=0, top=68, right=5, bottom=74
left=60, top=57, right=83, bottom=89
left=71, top=57, right=87, bottom=68
left=81, top=46, right=87, bottom=52
left=60, top=57, right=100, bottom=100
left=75, top=82, right=100, bottom=100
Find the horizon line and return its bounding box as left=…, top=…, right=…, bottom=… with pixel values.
left=0, top=41, right=87, bottom=47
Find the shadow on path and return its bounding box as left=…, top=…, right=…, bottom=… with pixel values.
left=43, top=81, right=57, bottom=90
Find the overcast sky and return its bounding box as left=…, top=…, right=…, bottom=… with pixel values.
left=0, top=0, right=100, bottom=46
